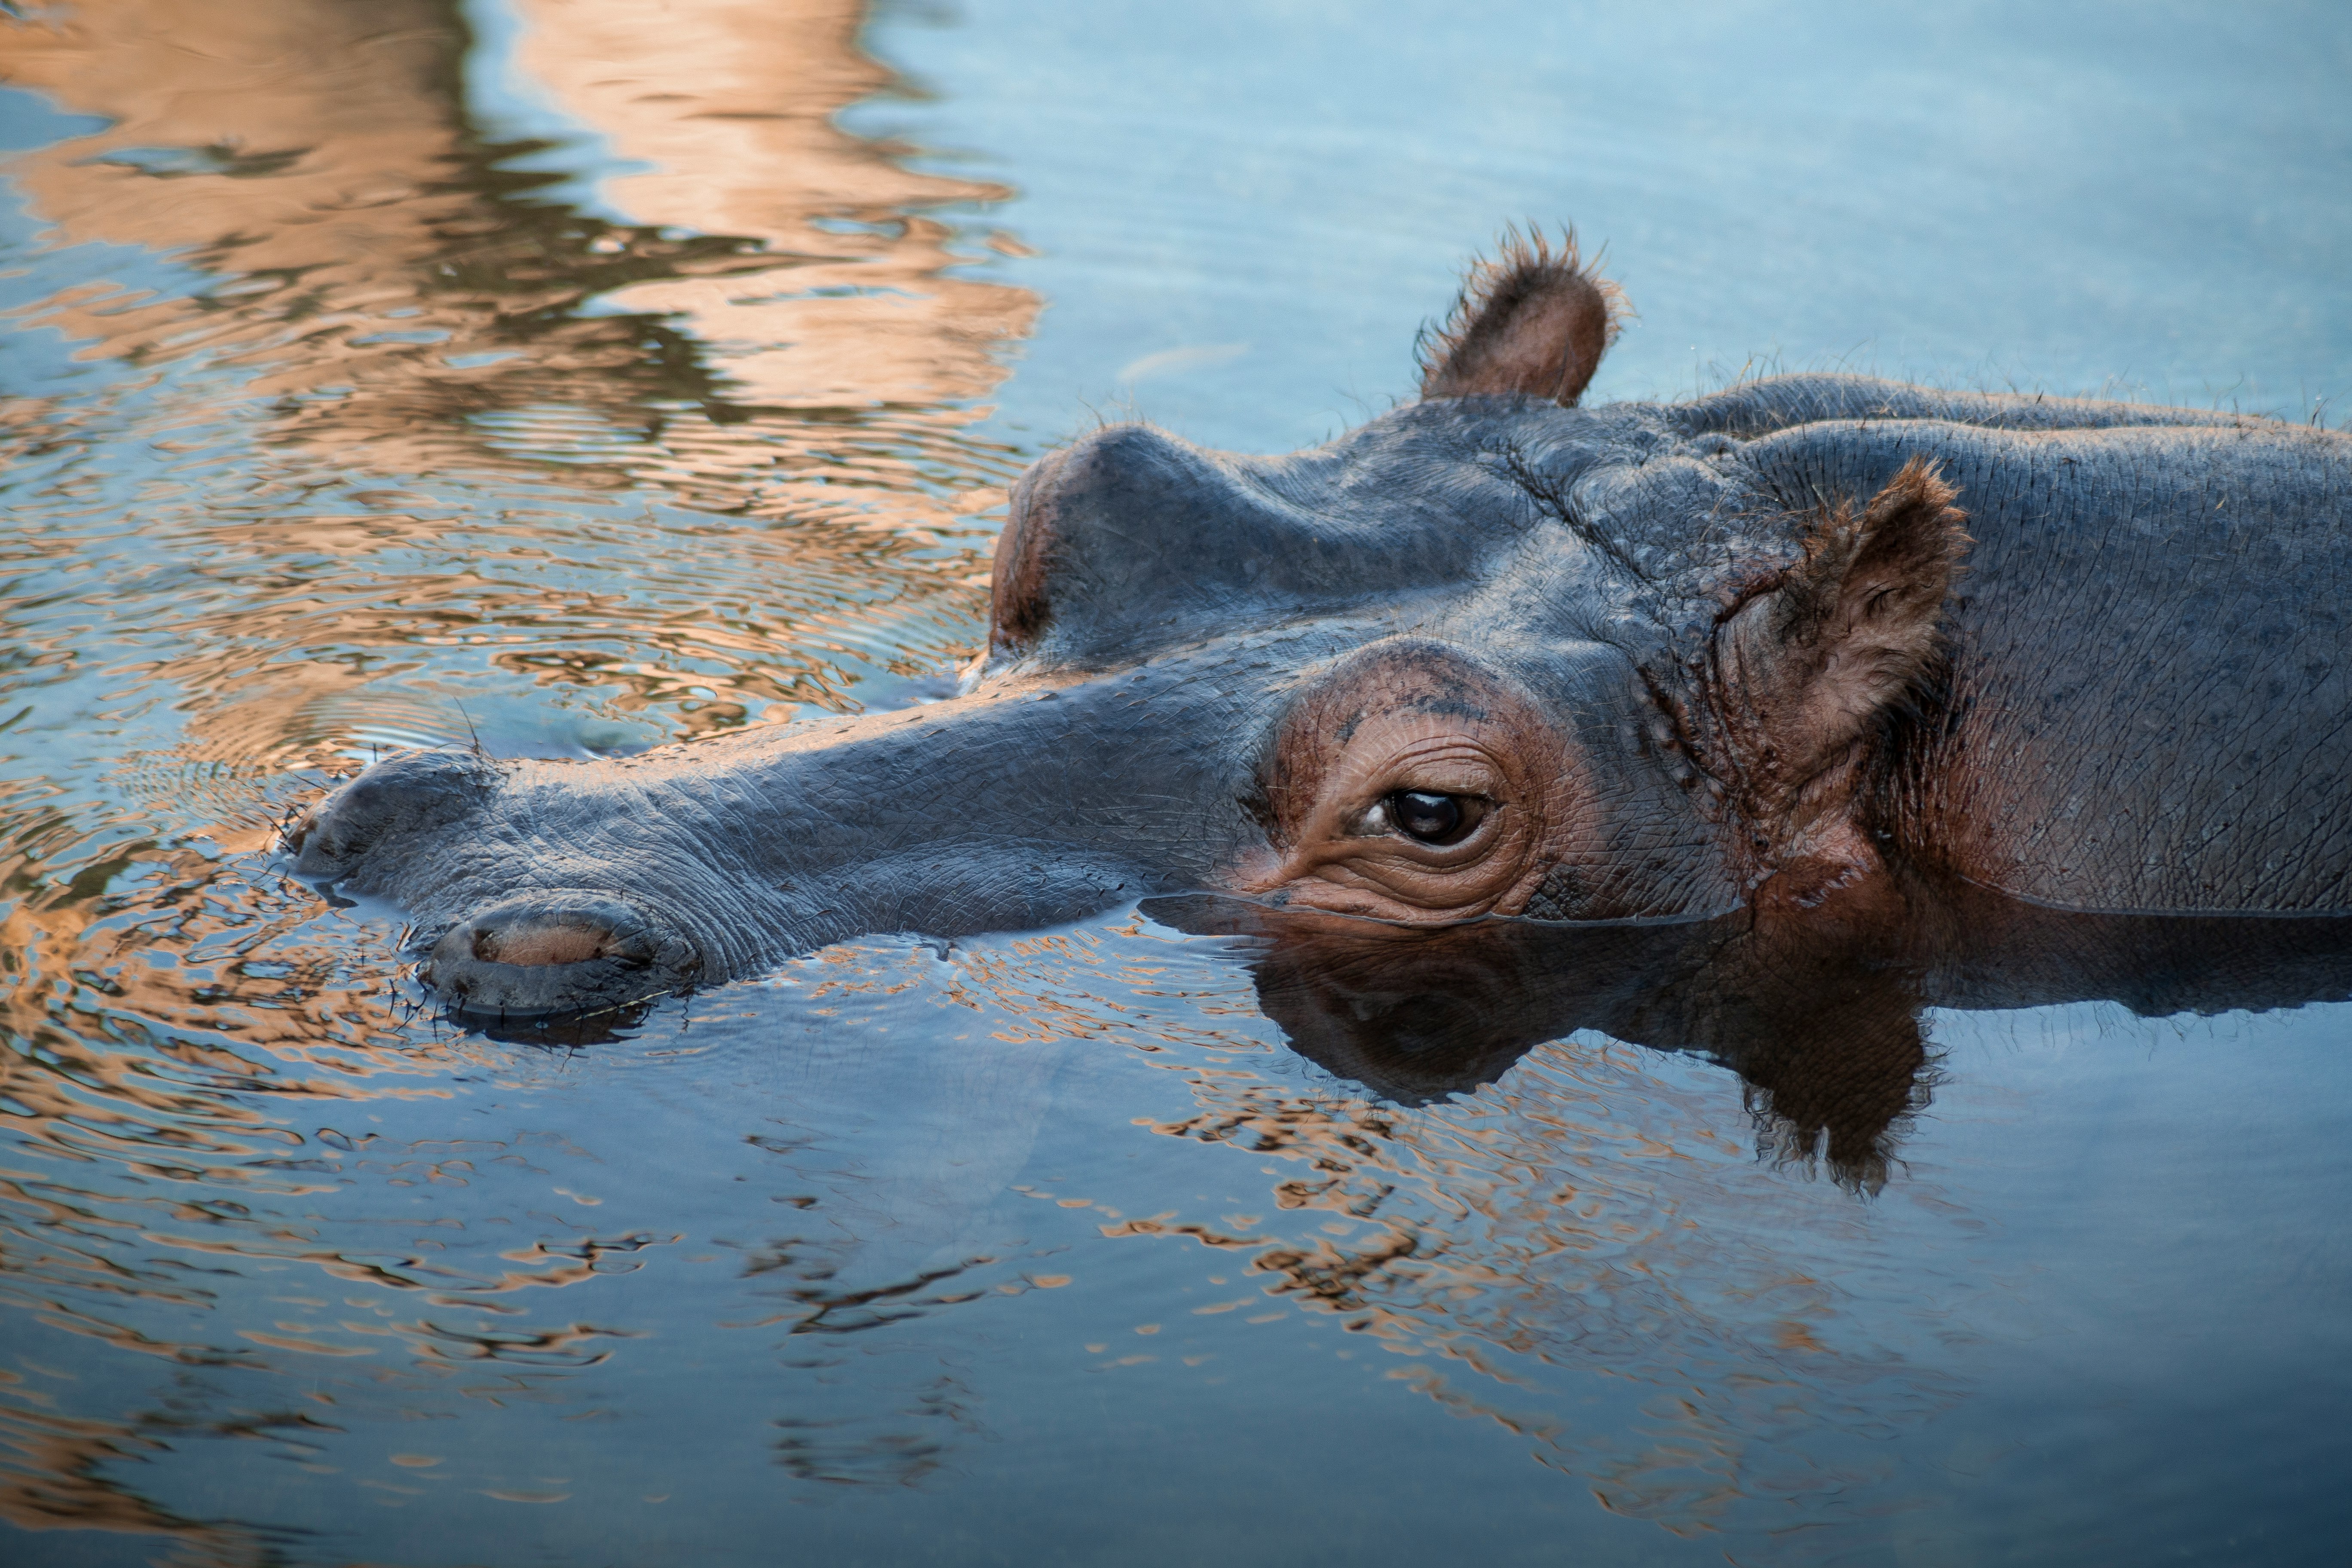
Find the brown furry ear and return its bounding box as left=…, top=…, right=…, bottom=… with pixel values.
left=1418, top=228, right=1627, bottom=404
left=1712, top=459, right=1969, bottom=819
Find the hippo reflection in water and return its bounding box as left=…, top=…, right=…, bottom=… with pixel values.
left=290, top=233, right=2352, bottom=1155
left=1159, top=888, right=2352, bottom=1186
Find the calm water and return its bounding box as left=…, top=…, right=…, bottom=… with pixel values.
left=2, top=2, right=2349, bottom=1564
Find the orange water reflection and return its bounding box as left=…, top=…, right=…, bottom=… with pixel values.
left=5, top=0, right=1031, bottom=448
left=0, top=0, right=1049, bottom=1550
left=3, top=0, right=1033, bottom=820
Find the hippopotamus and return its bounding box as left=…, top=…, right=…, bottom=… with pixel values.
left=287, top=233, right=2352, bottom=1032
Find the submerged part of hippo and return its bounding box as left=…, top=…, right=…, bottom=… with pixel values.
left=287, top=232, right=2352, bottom=1026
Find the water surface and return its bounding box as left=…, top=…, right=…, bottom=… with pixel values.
left=2, top=2, right=2349, bottom=1564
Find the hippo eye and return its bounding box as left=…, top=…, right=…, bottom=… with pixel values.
left=1384, top=790, right=1486, bottom=847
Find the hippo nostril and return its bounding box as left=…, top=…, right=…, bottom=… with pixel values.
left=423, top=897, right=698, bottom=1022
left=472, top=921, right=619, bottom=968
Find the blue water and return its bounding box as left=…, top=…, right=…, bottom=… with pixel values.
left=862, top=0, right=2352, bottom=453
left=0, top=2, right=2347, bottom=1564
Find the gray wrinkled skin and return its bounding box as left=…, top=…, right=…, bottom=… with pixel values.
left=288, top=372, right=2352, bottom=1018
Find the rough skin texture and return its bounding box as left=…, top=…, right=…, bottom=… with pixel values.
left=286, top=239, right=2351, bottom=1119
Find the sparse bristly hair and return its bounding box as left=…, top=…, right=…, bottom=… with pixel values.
left=1417, top=227, right=1629, bottom=405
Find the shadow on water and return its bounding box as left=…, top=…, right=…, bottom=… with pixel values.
left=1, top=0, right=2350, bottom=1565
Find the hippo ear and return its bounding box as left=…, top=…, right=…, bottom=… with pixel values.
left=1712, top=459, right=1970, bottom=814
left=1418, top=228, right=1627, bottom=404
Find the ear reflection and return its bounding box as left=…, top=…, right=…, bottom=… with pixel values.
left=1143, top=893, right=2352, bottom=1192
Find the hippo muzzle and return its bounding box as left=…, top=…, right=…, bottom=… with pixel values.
left=286, top=750, right=707, bottom=1021
left=422, top=895, right=704, bottom=1022
left=278, top=638, right=1296, bottom=1020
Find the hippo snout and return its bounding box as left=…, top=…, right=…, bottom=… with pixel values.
left=285, top=747, right=506, bottom=878
left=423, top=896, right=702, bottom=1022
left=280, top=749, right=709, bottom=1022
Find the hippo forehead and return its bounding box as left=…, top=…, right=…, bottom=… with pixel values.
left=987, top=396, right=1781, bottom=673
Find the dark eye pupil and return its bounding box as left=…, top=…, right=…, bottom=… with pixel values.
left=1391, top=790, right=1467, bottom=844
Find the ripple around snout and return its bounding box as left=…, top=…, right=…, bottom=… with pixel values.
left=421, top=894, right=704, bottom=1025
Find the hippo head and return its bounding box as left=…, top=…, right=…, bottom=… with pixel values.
left=287, top=233, right=1967, bottom=1022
